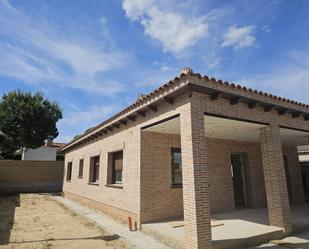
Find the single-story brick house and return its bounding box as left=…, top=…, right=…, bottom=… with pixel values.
left=61, top=68, right=309, bottom=249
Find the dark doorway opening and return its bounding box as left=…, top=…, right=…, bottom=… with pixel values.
left=231, top=153, right=249, bottom=208
left=283, top=155, right=293, bottom=203
left=301, top=163, right=309, bottom=202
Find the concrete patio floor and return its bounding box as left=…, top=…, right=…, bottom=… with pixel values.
left=250, top=230, right=309, bottom=248
left=142, top=204, right=309, bottom=249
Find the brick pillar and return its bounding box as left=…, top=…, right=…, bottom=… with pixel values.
left=260, top=125, right=292, bottom=234
left=180, top=100, right=212, bottom=249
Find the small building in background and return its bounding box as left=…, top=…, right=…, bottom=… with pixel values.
left=22, top=137, right=66, bottom=161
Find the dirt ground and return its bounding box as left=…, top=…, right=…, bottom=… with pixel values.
left=0, top=193, right=130, bottom=249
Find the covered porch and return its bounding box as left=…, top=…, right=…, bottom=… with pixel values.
left=142, top=204, right=309, bottom=249
left=140, top=106, right=309, bottom=248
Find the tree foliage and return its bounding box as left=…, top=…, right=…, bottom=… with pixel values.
left=0, top=90, right=63, bottom=158
left=72, top=134, right=82, bottom=141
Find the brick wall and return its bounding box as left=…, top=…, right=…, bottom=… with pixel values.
left=67, top=124, right=304, bottom=225
left=63, top=89, right=306, bottom=230
left=283, top=146, right=305, bottom=203
left=207, top=139, right=267, bottom=211
left=62, top=93, right=190, bottom=225
left=63, top=125, right=142, bottom=224
left=64, top=191, right=138, bottom=223
left=0, top=160, right=64, bottom=193
left=140, top=132, right=183, bottom=223
left=139, top=133, right=303, bottom=224
left=142, top=131, right=272, bottom=222
left=140, top=132, right=267, bottom=223
left=192, top=91, right=306, bottom=208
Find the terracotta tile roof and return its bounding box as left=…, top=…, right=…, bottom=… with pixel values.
left=44, top=142, right=66, bottom=150
left=103, top=71, right=309, bottom=122
left=49, top=142, right=66, bottom=148
left=62, top=69, right=309, bottom=152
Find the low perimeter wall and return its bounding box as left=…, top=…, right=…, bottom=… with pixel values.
left=0, top=160, right=64, bottom=194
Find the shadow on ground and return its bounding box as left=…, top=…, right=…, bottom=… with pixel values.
left=270, top=238, right=309, bottom=249
left=277, top=242, right=309, bottom=248
left=9, top=234, right=121, bottom=244
left=0, top=194, right=20, bottom=245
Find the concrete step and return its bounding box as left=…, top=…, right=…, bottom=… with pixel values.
left=213, top=229, right=284, bottom=249
left=142, top=221, right=286, bottom=249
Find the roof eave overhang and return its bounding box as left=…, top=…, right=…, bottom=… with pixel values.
left=62, top=79, right=309, bottom=153
left=61, top=78, right=190, bottom=152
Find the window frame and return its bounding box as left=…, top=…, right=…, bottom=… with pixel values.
left=89, top=155, right=100, bottom=184
left=66, top=162, right=72, bottom=181
left=111, top=150, right=123, bottom=185
left=171, top=148, right=182, bottom=187
left=78, top=159, right=84, bottom=179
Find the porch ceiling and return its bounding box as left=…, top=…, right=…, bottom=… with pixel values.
left=280, top=128, right=309, bottom=146
left=204, top=116, right=264, bottom=142
left=143, top=115, right=309, bottom=145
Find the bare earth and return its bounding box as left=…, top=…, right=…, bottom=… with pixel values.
left=0, top=193, right=130, bottom=249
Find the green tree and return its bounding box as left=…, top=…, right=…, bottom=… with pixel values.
left=0, top=90, right=63, bottom=158
left=72, top=134, right=82, bottom=141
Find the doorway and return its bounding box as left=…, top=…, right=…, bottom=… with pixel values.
left=301, top=163, right=309, bottom=202
left=283, top=155, right=293, bottom=203
left=231, top=153, right=249, bottom=208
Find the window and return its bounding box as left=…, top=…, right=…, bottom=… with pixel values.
left=78, top=159, right=84, bottom=179
left=89, top=156, right=100, bottom=183
left=66, top=162, right=72, bottom=181
left=111, top=151, right=123, bottom=184
left=171, top=148, right=182, bottom=186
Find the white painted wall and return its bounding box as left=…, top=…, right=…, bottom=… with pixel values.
left=299, top=154, right=309, bottom=162
left=22, top=147, right=57, bottom=161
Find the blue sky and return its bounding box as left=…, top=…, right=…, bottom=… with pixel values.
left=1, top=0, right=309, bottom=142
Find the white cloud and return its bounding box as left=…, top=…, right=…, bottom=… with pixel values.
left=122, top=0, right=153, bottom=21
left=239, top=49, right=309, bottom=104
left=133, top=67, right=177, bottom=87
left=262, top=25, right=271, bottom=33
left=159, top=65, right=171, bottom=72
left=152, top=61, right=172, bottom=72
left=205, top=6, right=235, bottom=22
left=222, top=25, right=256, bottom=49
left=207, top=57, right=222, bottom=69
left=0, top=1, right=129, bottom=96
left=61, top=105, right=119, bottom=125
left=122, top=0, right=208, bottom=54
left=56, top=104, right=119, bottom=142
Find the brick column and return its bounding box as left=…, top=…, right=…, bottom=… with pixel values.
left=180, top=100, right=212, bottom=249
left=260, top=125, right=292, bottom=234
